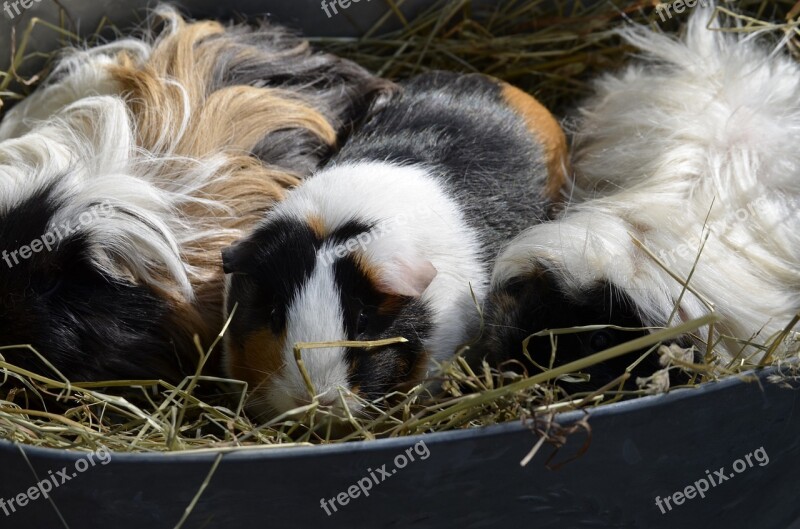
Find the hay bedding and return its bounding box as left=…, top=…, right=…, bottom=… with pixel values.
left=0, top=0, right=798, bottom=453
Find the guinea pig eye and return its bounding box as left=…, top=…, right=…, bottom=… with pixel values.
left=268, top=306, right=284, bottom=330
left=35, top=277, right=63, bottom=298
left=356, top=310, right=369, bottom=335
left=589, top=330, right=615, bottom=352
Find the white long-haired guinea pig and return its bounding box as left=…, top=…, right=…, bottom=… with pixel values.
left=221, top=71, right=569, bottom=417
left=0, top=7, right=390, bottom=382
left=480, top=6, right=800, bottom=385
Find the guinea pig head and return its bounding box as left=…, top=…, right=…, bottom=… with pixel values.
left=0, top=184, right=196, bottom=382
left=0, top=97, right=213, bottom=383
left=222, top=216, right=438, bottom=419
left=477, top=216, right=697, bottom=391
left=478, top=269, right=657, bottom=390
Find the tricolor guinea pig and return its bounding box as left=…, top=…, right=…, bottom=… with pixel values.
left=221, top=71, right=568, bottom=417
left=478, top=5, right=800, bottom=388
left=0, top=6, right=391, bottom=382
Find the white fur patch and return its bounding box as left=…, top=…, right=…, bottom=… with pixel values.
left=0, top=92, right=241, bottom=300
left=263, top=160, right=486, bottom=388
left=494, top=6, right=800, bottom=361
left=0, top=39, right=149, bottom=141
left=266, top=261, right=351, bottom=414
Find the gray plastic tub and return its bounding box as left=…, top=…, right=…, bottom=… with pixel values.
left=0, top=367, right=798, bottom=528
left=1, top=2, right=799, bottom=528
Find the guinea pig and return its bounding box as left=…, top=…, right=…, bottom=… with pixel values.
left=221, top=71, right=569, bottom=418
left=0, top=6, right=392, bottom=382
left=478, top=5, right=800, bottom=388
left=0, top=96, right=195, bottom=380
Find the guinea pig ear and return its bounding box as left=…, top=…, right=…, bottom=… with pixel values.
left=375, top=255, right=438, bottom=298
left=365, top=82, right=399, bottom=115
left=221, top=240, right=253, bottom=275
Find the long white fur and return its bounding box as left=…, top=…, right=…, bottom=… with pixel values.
left=259, top=160, right=485, bottom=413
left=493, top=6, right=800, bottom=362
left=267, top=263, right=352, bottom=412
left=0, top=7, right=269, bottom=300
left=0, top=5, right=210, bottom=142
left=0, top=40, right=152, bottom=141
left=0, top=95, right=230, bottom=298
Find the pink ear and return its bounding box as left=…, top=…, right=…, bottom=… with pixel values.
left=376, top=255, right=438, bottom=298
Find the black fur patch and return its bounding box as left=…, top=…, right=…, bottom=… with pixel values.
left=327, top=219, right=375, bottom=248
left=224, top=217, right=322, bottom=338
left=478, top=270, right=691, bottom=392
left=333, top=254, right=431, bottom=401
left=206, top=21, right=396, bottom=170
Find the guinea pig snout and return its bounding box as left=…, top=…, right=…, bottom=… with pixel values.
left=221, top=241, right=249, bottom=275
left=277, top=343, right=353, bottom=402
left=289, top=388, right=361, bottom=412
left=259, top=347, right=362, bottom=419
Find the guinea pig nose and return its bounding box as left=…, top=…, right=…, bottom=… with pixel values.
left=221, top=240, right=251, bottom=274
left=315, top=392, right=340, bottom=408
left=221, top=246, right=237, bottom=274
left=290, top=393, right=336, bottom=409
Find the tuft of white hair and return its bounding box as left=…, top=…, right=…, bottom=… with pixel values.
left=0, top=94, right=239, bottom=300
left=493, top=6, right=800, bottom=362
left=0, top=40, right=150, bottom=141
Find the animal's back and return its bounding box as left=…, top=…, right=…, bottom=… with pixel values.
left=335, top=71, right=567, bottom=259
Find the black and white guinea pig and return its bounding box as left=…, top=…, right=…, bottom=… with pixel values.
left=221, top=71, right=569, bottom=417
left=478, top=5, right=800, bottom=388
left=0, top=6, right=391, bottom=382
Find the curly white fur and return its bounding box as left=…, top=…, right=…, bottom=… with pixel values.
left=493, top=6, right=800, bottom=362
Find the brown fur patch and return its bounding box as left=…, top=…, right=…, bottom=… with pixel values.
left=108, top=13, right=337, bottom=294
left=404, top=349, right=430, bottom=391
left=377, top=295, right=407, bottom=316
left=307, top=215, right=328, bottom=239
left=104, top=14, right=342, bottom=356
left=228, top=328, right=287, bottom=391
left=501, top=83, right=570, bottom=201
left=352, top=252, right=381, bottom=289
left=351, top=253, right=406, bottom=309
left=349, top=252, right=411, bottom=315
